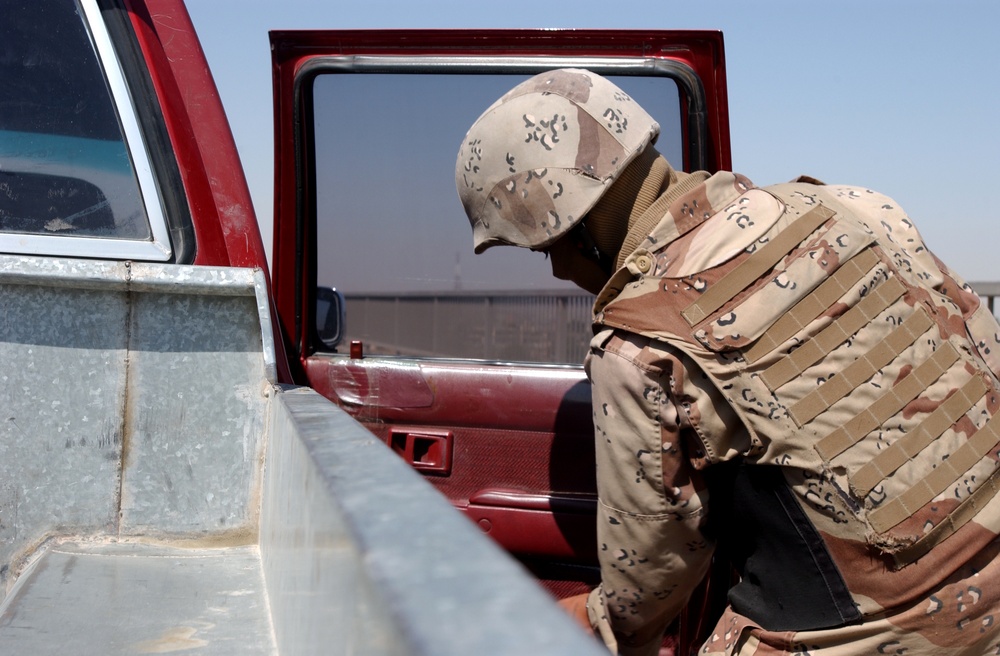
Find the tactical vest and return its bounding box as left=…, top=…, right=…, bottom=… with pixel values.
left=596, top=176, right=1000, bottom=569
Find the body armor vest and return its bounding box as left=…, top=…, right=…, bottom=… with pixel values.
left=596, top=177, right=1000, bottom=568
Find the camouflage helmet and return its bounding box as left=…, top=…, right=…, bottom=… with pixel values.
left=456, top=69, right=660, bottom=254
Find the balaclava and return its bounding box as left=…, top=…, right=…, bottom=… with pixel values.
left=583, top=146, right=709, bottom=269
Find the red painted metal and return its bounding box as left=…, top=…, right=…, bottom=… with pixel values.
left=126, top=0, right=269, bottom=268
left=269, top=29, right=730, bottom=178
left=303, top=356, right=592, bottom=432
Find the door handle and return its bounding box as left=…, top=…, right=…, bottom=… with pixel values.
left=389, top=426, right=453, bottom=475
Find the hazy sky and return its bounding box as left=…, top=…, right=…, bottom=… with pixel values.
left=185, top=0, right=999, bottom=286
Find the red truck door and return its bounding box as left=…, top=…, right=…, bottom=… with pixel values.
left=270, top=30, right=731, bottom=598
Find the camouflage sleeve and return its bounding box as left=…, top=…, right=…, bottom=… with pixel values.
left=584, top=328, right=723, bottom=655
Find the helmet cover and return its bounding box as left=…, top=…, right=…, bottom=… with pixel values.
left=456, top=68, right=660, bottom=253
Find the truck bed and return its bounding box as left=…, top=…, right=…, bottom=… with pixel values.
left=0, top=542, right=274, bottom=655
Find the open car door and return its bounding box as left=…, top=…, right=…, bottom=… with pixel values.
left=269, top=28, right=731, bottom=617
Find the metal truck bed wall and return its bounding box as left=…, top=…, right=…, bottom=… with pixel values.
left=0, top=254, right=601, bottom=655
left=0, top=256, right=272, bottom=568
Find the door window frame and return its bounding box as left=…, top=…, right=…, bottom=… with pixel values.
left=291, top=55, right=712, bottom=359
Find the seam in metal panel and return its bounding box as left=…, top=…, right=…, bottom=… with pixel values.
left=115, top=261, right=134, bottom=538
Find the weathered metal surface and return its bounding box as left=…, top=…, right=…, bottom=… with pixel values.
left=117, top=290, right=268, bottom=537
left=0, top=541, right=275, bottom=654
left=262, top=388, right=398, bottom=656
left=0, top=254, right=273, bottom=597
left=0, top=280, right=128, bottom=589
left=261, top=387, right=605, bottom=656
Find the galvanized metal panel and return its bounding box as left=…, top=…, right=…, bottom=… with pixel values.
left=0, top=280, right=128, bottom=590
left=118, top=290, right=268, bottom=536
left=0, top=255, right=273, bottom=597
left=262, top=389, right=399, bottom=656
left=262, top=387, right=605, bottom=656
left=0, top=541, right=275, bottom=655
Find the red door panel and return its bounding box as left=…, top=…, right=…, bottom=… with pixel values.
left=303, top=355, right=598, bottom=584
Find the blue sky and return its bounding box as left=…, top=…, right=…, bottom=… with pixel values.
left=186, top=0, right=999, bottom=285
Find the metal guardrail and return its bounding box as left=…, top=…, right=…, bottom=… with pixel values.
left=972, top=282, right=999, bottom=315
left=345, top=284, right=1000, bottom=363
left=344, top=290, right=595, bottom=363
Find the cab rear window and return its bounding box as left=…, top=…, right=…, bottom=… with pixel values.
left=0, top=0, right=171, bottom=259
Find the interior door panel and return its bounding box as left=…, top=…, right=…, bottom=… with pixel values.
left=303, top=355, right=599, bottom=592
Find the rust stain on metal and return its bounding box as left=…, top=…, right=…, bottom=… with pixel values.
left=132, top=623, right=213, bottom=653
left=124, top=527, right=258, bottom=549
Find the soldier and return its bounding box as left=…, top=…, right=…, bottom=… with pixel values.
left=455, top=68, right=1000, bottom=656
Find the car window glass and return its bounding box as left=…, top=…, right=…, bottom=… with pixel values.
left=312, top=72, right=682, bottom=364
left=0, top=0, right=155, bottom=246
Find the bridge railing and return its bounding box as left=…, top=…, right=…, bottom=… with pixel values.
left=973, top=282, right=999, bottom=316
left=343, top=283, right=1000, bottom=363
left=343, top=289, right=595, bottom=363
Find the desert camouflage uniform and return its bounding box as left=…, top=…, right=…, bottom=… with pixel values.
left=584, top=171, right=1000, bottom=656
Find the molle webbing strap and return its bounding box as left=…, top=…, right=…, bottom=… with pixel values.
left=815, top=342, right=961, bottom=462
left=681, top=205, right=836, bottom=326
left=851, top=373, right=990, bottom=496
left=789, top=308, right=934, bottom=426
left=868, top=407, right=1000, bottom=535
left=892, top=441, right=1000, bottom=566
left=760, top=276, right=907, bottom=391
left=744, top=249, right=880, bottom=365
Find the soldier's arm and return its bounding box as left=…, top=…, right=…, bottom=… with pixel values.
left=584, top=329, right=719, bottom=655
